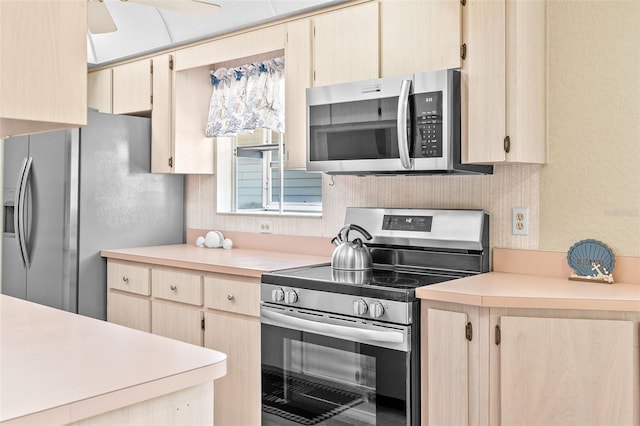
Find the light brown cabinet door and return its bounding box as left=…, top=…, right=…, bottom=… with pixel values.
left=107, top=292, right=151, bottom=332
left=0, top=0, right=87, bottom=137
left=312, top=2, right=379, bottom=87
left=87, top=69, right=112, bottom=114
left=204, top=311, right=261, bottom=426
left=151, top=53, right=173, bottom=173
left=380, top=0, right=461, bottom=77
left=152, top=302, right=203, bottom=346
left=500, top=316, right=633, bottom=425
left=112, top=59, right=152, bottom=115
left=463, top=0, right=546, bottom=164
left=284, top=18, right=313, bottom=170
left=425, top=308, right=469, bottom=426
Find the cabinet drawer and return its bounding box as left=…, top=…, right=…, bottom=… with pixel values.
left=107, top=291, right=151, bottom=332
left=107, top=260, right=150, bottom=296
left=204, top=274, right=260, bottom=317
left=152, top=267, right=203, bottom=306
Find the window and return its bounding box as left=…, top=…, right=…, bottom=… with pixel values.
left=217, top=129, right=322, bottom=214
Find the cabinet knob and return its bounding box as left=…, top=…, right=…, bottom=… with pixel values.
left=122, top=275, right=129, bottom=282
left=170, top=284, right=177, bottom=291
left=227, top=293, right=234, bottom=301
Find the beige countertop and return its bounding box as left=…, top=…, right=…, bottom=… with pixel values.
left=0, top=295, right=227, bottom=425
left=101, top=244, right=330, bottom=277
left=416, top=272, right=640, bottom=312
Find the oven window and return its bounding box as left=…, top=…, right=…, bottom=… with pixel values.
left=262, top=323, right=408, bottom=425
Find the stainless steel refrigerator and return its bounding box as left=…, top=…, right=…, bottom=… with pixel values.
left=2, top=110, right=184, bottom=320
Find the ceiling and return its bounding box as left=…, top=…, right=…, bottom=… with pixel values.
left=87, top=0, right=347, bottom=67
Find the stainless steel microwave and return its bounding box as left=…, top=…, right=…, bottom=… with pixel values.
left=306, top=69, right=492, bottom=175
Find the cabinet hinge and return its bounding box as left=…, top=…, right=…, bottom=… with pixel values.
left=169, top=55, right=174, bottom=70
left=465, top=321, right=473, bottom=341
left=313, top=70, right=316, bottom=82
left=150, top=94, right=153, bottom=105
left=495, top=324, right=501, bottom=345
left=168, top=156, right=173, bottom=168
left=201, top=317, right=205, bottom=330
left=460, top=43, right=467, bottom=60
left=150, top=61, right=153, bottom=74
left=504, top=135, right=511, bottom=153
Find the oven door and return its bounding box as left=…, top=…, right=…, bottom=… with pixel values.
left=261, top=304, right=415, bottom=426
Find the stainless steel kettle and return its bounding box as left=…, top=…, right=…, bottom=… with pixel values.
left=331, top=224, right=373, bottom=270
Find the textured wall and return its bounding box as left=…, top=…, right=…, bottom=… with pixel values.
left=541, top=0, right=640, bottom=256
left=186, top=164, right=541, bottom=250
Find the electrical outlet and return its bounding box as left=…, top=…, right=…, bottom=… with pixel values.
left=259, top=220, right=273, bottom=234
left=512, top=208, right=529, bottom=235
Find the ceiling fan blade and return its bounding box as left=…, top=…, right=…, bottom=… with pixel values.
left=126, top=0, right=221, bottom=19
left=88, top=0, right=118, bottom=34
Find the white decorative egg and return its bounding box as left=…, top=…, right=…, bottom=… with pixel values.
left=195, top=236, right=205, bottom=247
left=222, top=238, right=233, bottom=250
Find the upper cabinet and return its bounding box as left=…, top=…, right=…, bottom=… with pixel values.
left=462, top=0, right=546, bottom=164
left=380, top=0, right=462, bottom=77
left=284, top=19, right=313, bottom=170
left=312, top=2, right=379, bottom=87
left=112, top=59, right=152, bottom=115
left=0, top=0, right=87, bottom=138
left=87, top=68, right=112, bottom=114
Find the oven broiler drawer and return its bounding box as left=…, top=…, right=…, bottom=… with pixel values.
left=260, top=304, right=410, bottom=352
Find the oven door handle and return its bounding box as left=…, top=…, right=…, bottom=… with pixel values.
left=261, top=308, right=404, bottom=345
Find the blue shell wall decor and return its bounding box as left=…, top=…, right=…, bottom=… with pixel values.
left=567, top=239, right=615, bottom=282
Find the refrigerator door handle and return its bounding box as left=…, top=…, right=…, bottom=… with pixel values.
left=16, top=157, right=33, bottom=269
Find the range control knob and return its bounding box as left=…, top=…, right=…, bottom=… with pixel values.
left=353, top=299, right=368, bottom=316
left=284, top=290, right=298, bottom=304
left=271, top=288, right=285, bottom=303
left=369, top=302, right=385, bottom=319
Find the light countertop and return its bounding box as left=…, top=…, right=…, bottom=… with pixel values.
left=0, top=295, right=227, bottom=425
left=416, top=272, right=640, bottom=312
left=101, top=244, right=330, bottom=277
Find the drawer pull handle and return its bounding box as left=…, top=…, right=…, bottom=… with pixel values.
left=170, top=284, right=177, bottom=291
left=227, top=294, right=234, bottom=301
left=122, top=275, right=129, bottom=282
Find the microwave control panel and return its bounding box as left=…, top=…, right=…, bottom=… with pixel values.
left=413, top=91, right=443, bottom=158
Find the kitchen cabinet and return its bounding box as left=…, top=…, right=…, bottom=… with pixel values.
left=106, top=259, right=263, bottom=424
left=421, top=301, right=636, bottom=426
left=497, top=314, right=633, bottom=425
left=380, top=0, right=462, bottom=77
left=312, top=2, right=379, bottom=86
left=0, top=0, right=87, bottom=138
left=203, top=273, right=261, bottom=426
left=284, top=18, right=313, bottom=170
left=112, top=59, right=152, bottom=115
left=462, top=0, right=546, bottom=163
left=151, top=266, right=204, bottom=345
left=107, top=260, right=151, bottom=332
left=87, top=68, right=113, bottom=114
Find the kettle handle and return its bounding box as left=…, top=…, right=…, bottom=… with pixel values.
left=346, top=224, right=372, bottom=241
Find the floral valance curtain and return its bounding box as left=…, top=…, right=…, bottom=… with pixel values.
left=205, top=56, right=285, bottom=137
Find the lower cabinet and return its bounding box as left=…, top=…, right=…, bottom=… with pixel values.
left=106, top=259, right=262, bottom=425
left=421, top=301, right=637, bottom=426
left=203, top=273, right=262, bottom=426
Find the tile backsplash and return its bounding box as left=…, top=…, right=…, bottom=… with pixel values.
left=186, top=164, right=542, bottom=250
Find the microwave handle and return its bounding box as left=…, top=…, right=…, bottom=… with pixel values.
left=397, top=79, right=412, bottom=170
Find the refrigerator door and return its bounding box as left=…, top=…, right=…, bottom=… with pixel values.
left=26, top=131, right=75, bottom=312
left=2, top=136, right=29, bottom=299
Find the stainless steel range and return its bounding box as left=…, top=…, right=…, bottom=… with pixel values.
left=260, top=208, right=490, bottom=426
